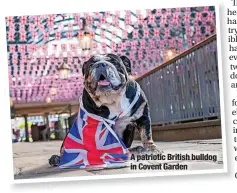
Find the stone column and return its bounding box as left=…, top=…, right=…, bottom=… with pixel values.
left=23, top=115, right=29, bottom=142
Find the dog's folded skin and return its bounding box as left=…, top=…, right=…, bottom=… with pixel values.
left=79, top=54, right=162, bottom=154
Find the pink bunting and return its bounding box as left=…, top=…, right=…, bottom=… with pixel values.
left=67, top=32, right=73, bottom=40
left=6, top=16, right=14, bottom=25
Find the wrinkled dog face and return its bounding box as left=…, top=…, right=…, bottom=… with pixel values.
left=82, top=54, right=131, bottom=98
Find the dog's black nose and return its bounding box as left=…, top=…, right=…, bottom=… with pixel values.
left=97, top=63, right=106, bottom=73
left=100, top=63, right=106, bottom=67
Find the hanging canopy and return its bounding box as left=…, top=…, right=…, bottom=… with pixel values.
left=6, top=6, right=216, bottom=107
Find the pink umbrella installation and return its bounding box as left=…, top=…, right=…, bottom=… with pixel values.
left=6, top=6, right=216, bottom=105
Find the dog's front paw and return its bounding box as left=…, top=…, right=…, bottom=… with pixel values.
left=143, top=141, right=163, bottom=154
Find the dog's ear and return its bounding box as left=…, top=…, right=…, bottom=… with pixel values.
left=82, top=61, right=86, bottom=76
left=82, top=56, right=94, bottom=77
left=120, top=55, right=131, bottom=75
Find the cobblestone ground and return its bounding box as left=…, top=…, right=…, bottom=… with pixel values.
left=13, top=139, right=224, bottom=180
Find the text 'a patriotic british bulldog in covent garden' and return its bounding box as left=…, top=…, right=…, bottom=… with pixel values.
left=129, top=153, right=218, bottom=170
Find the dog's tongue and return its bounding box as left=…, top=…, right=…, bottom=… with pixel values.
left=98, top=80, right=110, bottom=86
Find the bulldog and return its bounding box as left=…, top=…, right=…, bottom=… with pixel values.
left=80, top=53, right=162, bottom=154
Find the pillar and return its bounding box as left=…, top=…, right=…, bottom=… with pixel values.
left=44, top=113, right=50, bottom=141
left=23, top=115, right=29, bottom=142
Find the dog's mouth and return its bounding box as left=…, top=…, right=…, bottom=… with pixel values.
left=97, top=74, right=112, bottom=87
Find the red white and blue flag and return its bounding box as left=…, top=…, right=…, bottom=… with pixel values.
left=58, top=104, right=131, bottom=169
left=59, top=86, right=141, bottom=168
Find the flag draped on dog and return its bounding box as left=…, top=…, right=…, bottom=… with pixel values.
left=58, top=85, right=141, bottom=168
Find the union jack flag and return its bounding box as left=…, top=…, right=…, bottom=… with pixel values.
left=59, top=102, right=130, bottom=168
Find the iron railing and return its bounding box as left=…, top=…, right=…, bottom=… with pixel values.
left=136, top=34, right=220, bottom=124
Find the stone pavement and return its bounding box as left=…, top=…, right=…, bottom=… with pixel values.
left=13, top=139, right=224, bottom=180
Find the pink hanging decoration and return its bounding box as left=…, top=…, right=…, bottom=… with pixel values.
left=196, top=12, right=202, bottom=21
left=68, top=52, right=73, bottom=62
left=159, top=40, right=164, bottom=49
left=166, top=8, right=172, bottom=16
left=104, top=11, right=110, bottom=18
left=20, top=16, right=27, bottom=24
left=131, top=41, right=137, bottom=50
left=148, top=15, right=155, bottom=25
left=140, top=40, right=145, bottom=49
left=9, top=45, right=16, bottom=53
left=59, top=54, right=64, bottom=63
left=206, top=26, right=211, bottom=34
left=186, top=27, right=191, bottom=37
left=112, top=31, right=117, bottom=39
left=133, top=30, right=139, bottom=39
left=94, top=12, right=100, bottom=18
left=18, top=45, right=26, bottom=55
left=149, top=40, right=156, bottom=49
left=193, top=19, right=199, bottom=26
left=90, top=32, right=95, bottom=39
left=207, top=12, right=214, bottom=21
left=42, top=45, right=47, bottom=55
left=38, top=24, right=45, bottom=32
left=122, top=30, right=128, bottom=39
left=100, top=16, right=106, bottom=24
left=47, top=15, right=54, bottom=28
left=137, top=15, right=144, bottom=24
left=168, top=38, right=175, bottom=47
left=29, top=23, right=35, bottom=32
left=195, top=26, right=201, bottom=35
left=160, top=15, right=167, bottom=25
left=111, top=42, right=116, bottom=51
left=100, top=30, right=105, bottom=39
left=87, top=16, right=94, bottom=25
left=49, top=54, right=55, bottom=63
left=184, top=14, right=190, bottom=24
left=195, top=36, right=201, bottom=43
left=156, top=9, right=162, bottom=16
left=12, top=54, right=18, bottom=65
left=67, top=32, right=73, bottom=39
left=52, top=44, right=58, bottom=52
left=6, top=16, right=13, bottom=26
left=187, top=39, right=192, bottom=47
left=125, top=16, right=131, bottom=27
left=19, top=24, right=25, bottom=33
left=121, top=43, right=126, bottom=50
left=55, top=31, right=61, bottom=40
left=92, top=43, right=98, bottom=51
left=203, top=6, right=209, bottom=12
left=146, top=50, right=151, bottom=58
left=34, top=16, right=41, bottom=26
left=143, top=29, right=149, bottom=38
left=20, top=32, right=26, bottom=41
left=112, top=15, right=119, bottom=24
left=44, top=32, right=50, bottom=42
left=114, top=19, right=119, bottom=28
left=176, top=8, right=181, bottom=13
left=185, top=7, right=191, bottom=13
left=61, top=44, right=67, bottom=52
left=172, top=14, right=179, bottom=24
left=21, top=54, right=27, bottom=64
left=7, top=31, right=15, bottom=42
left=70, top=44, right=77, bottom=53
left=41, top=56, right=46, bottom=64
left=146, top=9, right=152, bottom=16
left=106, top=22, right=110, bottom=29
left=32, top=31, right=38, bottom=40
left=165, top=28, right=170, bottom=37
left=73, top=14, right=80, bottom=24
left=78, top=31, right=84, bottom=39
